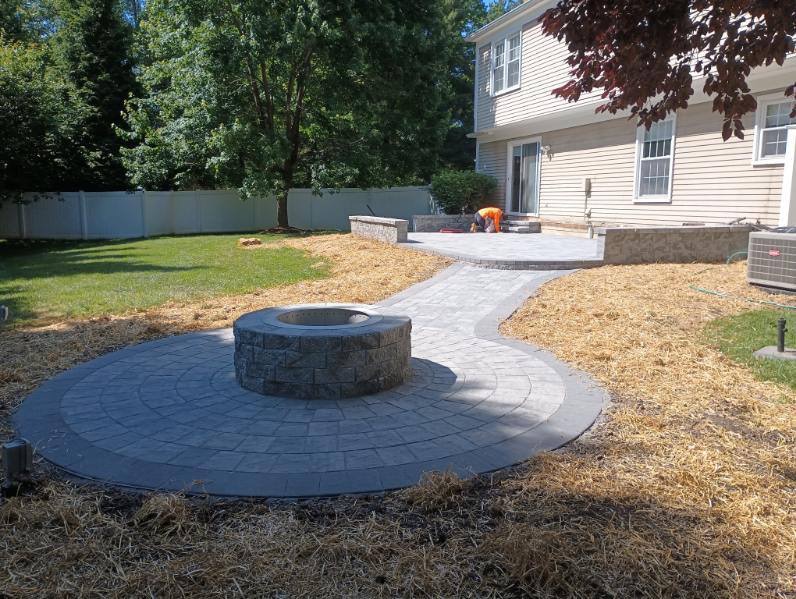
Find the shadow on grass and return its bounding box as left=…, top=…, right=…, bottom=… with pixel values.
left=0, top=239, right=197, bottom=280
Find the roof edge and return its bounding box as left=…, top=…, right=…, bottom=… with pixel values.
left=465, top=0, right=553, bottom=43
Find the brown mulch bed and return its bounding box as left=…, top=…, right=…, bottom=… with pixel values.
left=1, top=255, right=794, bottom=597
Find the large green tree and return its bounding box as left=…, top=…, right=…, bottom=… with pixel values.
left=437, top=0, right=524, bottom=170
left=123, top=0, right=454, bottom=228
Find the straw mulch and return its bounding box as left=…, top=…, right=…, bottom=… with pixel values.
left=1, top=257, right=794, bottom=597
left=500, top=260, right=795, bottom=597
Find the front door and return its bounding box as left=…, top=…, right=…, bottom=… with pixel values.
left=507, top=139, right=540, bottom=215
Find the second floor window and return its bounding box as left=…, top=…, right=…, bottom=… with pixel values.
left=492, top=32, right=521, bottom=95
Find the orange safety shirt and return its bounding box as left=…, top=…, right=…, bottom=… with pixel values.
left=477, top=207, right=503, bottom=232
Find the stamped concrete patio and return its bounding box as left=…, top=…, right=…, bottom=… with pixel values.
left=15, top=263, right=605, bottom=497
left=401, top=232, right=604, bottom=269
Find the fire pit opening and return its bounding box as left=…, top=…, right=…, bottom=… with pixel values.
left=233, top=304, right=411, bottom=400
left=276, top=307, right=371, bottom=327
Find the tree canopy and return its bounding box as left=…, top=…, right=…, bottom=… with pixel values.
left=124, top=0, right=460, bottom=227
left=0, top=0, right=136, bottom=200
left=541, top=0, right=796, bottom=139
left=0, top=38, right=86, bottom=198
left=1, top=0, right=509, bottom=208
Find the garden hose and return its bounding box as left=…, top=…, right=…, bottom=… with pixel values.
left=688, top=285, right=796, bottom=311
left=725, top=250, right=748, bottom=264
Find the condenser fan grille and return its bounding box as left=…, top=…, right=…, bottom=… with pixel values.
left=747, top=232, right=796, bottom=291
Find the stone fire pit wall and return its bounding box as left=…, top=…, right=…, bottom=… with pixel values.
left=234, top=304, right=411, bottom=400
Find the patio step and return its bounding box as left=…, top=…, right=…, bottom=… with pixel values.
left=502, top=220, right=541, bottom=234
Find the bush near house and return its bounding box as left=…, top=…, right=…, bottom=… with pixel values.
left=430, top=170, right=497, bottom=215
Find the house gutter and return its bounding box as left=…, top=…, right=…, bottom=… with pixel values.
left=465, top=0, right=556, bottom=43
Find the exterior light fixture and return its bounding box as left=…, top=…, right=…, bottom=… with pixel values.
left=2, top=438, right=33, bottom=493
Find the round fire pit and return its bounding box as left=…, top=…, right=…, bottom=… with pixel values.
left=233, top=304, right=411, bottom=399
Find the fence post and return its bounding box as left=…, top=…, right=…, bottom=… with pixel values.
left=140, top=189, right=149, bottom=238
left=195, top=190, right=202, bottom=233
left=17, top=201, right=26, bottom=239
left=78, top=190, right=88, bottom=240
left=250, top=191, right=256, bottom=230
left=169, top=190, right=175, bottom=235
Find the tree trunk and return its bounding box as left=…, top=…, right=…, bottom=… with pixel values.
left=276, top=189, right=289, bottom=229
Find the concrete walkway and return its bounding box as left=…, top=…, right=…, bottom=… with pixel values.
left=401, top=232, right=604, bottom=269
left=15, top=264, right=605, bottom=497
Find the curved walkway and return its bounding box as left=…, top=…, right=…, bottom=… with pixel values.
left=14, top=264, right=605, bottom=497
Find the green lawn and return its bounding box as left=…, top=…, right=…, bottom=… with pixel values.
left=0, top=235, right=327, bottom=324
left=705, top=309, right=796, bottom=391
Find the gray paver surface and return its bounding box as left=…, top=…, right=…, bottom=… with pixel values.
left=14, top=263, right=605, bottom=497
left=401, top=232, right=603, bottom=269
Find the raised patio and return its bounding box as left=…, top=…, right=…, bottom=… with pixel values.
left=400, top=232, right=604, bottom=269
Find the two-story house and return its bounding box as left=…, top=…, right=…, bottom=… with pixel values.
left=468, top=0, right=796, bottom=229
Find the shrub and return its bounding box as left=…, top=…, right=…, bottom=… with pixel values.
left=430, top=170, right=497, bottom=215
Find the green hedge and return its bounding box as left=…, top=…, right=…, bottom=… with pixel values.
left=430, top=170, right=497, bottom=215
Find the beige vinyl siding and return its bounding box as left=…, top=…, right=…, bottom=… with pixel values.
left=477, top=140, right=508, bottom=202
left=483, top=100, right=784, bottom=227
left=476, top=20, right=600, bottom=132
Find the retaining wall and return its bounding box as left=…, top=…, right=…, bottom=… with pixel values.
left=598, top=225, right=753, bottom=264
left=413, top=214, right=474, bottom=232
left=349, top=216, right=409, bottom=243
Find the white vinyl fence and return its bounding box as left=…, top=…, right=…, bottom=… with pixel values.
left=0, top=187, right=433, bottom=240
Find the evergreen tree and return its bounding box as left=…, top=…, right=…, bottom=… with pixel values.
left=49, top=0, right=137, bottom=189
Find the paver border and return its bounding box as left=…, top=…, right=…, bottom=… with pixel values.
left=13, top=265, right=607, bottom=498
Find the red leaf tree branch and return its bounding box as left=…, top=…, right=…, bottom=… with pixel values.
left=541, top=0, right=796, bottom=139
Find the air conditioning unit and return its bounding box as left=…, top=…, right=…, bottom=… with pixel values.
left=747, top=231, right=796, bottom=292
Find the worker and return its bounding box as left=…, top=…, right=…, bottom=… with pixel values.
left=473, top=206, right=503, bottom=233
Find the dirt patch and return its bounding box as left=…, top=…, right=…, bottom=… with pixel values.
left=237, top=237, right=263, bottom=247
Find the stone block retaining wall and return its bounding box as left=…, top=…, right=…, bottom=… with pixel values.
left=599, top=225, right=752, bottom=264
left=349, top=215, right=408, bottom=243
left=413, top=214, right=475, bottom=232
left=413, top=214, right=542, bottom=233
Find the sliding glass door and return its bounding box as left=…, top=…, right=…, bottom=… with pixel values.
left=508, top=139, right=540, bottom=214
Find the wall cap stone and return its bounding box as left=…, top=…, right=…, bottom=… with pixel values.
left=596, top=224, right=753, bottom=236
left=349, top=215, right=409, bottom=227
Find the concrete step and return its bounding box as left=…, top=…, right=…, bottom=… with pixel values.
left=501, top=220, right=541, bottom=234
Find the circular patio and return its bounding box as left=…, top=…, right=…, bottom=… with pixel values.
left=14, top=266, right=605, bottom=497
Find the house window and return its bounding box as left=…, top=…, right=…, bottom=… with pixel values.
left=635, top=117, right=676, bottom=201
left=491, top=32, right=521, bottom=95
left=754, top=98, right=795, bottom=164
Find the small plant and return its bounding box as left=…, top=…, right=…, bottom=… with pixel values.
left=430, top=170, right=497, bottom=215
